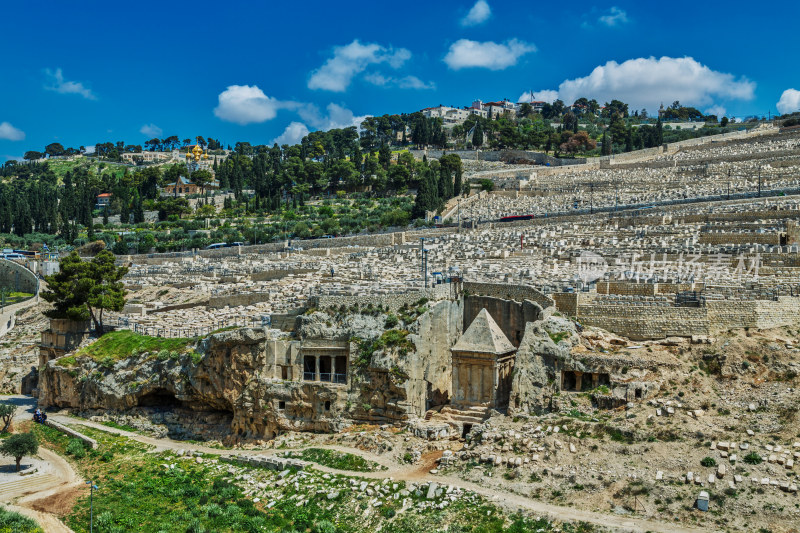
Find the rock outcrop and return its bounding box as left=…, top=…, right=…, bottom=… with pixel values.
left=509, top=316, right=579, bottom=415
left=38, top=300, right=464, bottom=442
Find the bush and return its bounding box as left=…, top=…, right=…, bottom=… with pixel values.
left=743, top=451, right=763, bottom=465
left=384, top=314, right=399, bottom=328
left=0, top=505, right=42, bottom=533
left=700, top=457, right=716, bottom=467
left=66, top=438, right=87, bottom=459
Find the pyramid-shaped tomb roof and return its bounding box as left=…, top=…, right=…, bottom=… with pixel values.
left=452, top=309, right=516, bottom=355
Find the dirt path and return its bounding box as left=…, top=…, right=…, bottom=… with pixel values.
left=0, top=447, right=80, bottom=533
left=51, top=414, right=711, bottom=533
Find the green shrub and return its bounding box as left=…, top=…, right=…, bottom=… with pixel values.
left=66, top=438, right=87, bottom=459
left=0, top=505, right=42, bottom=533
left=700, top=457, right=716, bottom=467
left=156, top=350, right=169, bottom=361
left=743, top=451, right=763, bottom=465
left=384, top=314, right=399, bottom=329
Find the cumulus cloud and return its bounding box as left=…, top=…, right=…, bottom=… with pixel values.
left=272, top=122, right=310, bottom=146
left=531, top=56, right=754, bottom=111
left=704, top=105, right=727, bottom=118
left=0, top=122, right=25, bottom=141
left=214, top=85, right=299, bottom=125
left=271, top=103, right=369, bottom=146
left=461, top=0, right=491, bottom=26
left=140, top=123, right=163, bottom=137
left=598, top=7, right=629, bottom=27
left=364, top=73, right=435, bottom=90
left=777, top=89, right=800, bottom=115
left=298, top=103, right=369, bottom=131
left=308, top=40, right=411, bottom=92
left=444, top=39, right=535, bottom=70
left=44, top=68, right=96, bottom=99
left=518, top=90, right=559, bottom=103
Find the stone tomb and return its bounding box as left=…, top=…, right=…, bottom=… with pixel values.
left=451, top=309, right=516, bottom=409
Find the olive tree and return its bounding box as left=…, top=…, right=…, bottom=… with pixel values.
left=0, top=432, right=38, bottom=471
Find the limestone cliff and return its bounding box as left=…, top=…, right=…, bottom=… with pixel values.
left=508, top=316, right=579, bottom=415
left=37, top=300, right=463, bottom=442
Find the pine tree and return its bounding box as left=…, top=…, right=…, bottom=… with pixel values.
left=133, top=192, right=144, bottom=224
left=472, top=122, right=483, bottom=147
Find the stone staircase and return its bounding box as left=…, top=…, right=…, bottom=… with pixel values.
left=0, top=473, right=60, bottom=500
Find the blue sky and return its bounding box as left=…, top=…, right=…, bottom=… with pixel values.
left=2, top=0, right=799, bottom=161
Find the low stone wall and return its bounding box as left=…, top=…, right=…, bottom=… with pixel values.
left=221, top=454, right=308, bottom=471
left=551, top=292, right=579, bottom=316
left=44, top=420, right=98, bottom=449
left=569, top=294, right=800, bottom=339
left=698, top=233, right=781, bottom=245
left=121, top=228, right=460, bottom=266
left=0, top=259, right=39, bottom=295
left=409, top=149, right=586, bottom=167
left=149, top=301, right=207, bottom=315
left=462, top=281, right=554, bottom=310
left=310, top=284, right=452, bottom=312
left=209, top=293, right=272, bottom=309
left=577, top=304, right=710, bottom=340
left=251, top=269, right=317, bottom=281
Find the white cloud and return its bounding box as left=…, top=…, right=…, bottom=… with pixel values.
left=308, top=40, right=411, bottom=92
left=364, top=73, right=435, bottom=90
left=461, top=1, right=491, bottom=26
left=214, top=85, right=299, bottom=125
left=444, top=39, right=535, bottom=70
left=777, top=89, right=800, bottom=115
left=598, top=7, right=629, bottom=27
left=272, top=103, right=370, bottom=146
left=298, top=103, right=369, bottom=131
left=534, top=56, right=754, bottom=111
left=272, top=122, right=310, bottom=146
left=0, top=122, right=25, bottom=141
left=139, top=123, right=163, bottom=138
left=44, top=68, right=96, bottom=100
left=704, top=105, right=726, bottom=118
left=518, top=90, right=559, bottom=103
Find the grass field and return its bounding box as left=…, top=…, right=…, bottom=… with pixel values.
left=283, top=448, right=385, bottom=472
left=58, top=330, right=193, bottom=367
left=27, top=423, right=592, bottom=533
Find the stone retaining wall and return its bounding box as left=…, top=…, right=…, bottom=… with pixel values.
left=563, top=294, right=800, bottom=339
left=576, top=304, right=710, bottom=340
left=209, top=292, right=272, bottom=309
left=0, top=259, right=39, bottom=295
left=44, top=420, right=98, bottom=449
left=462, top=281, right=554, bottom=310
left=698, top=233, right=781, bottom=245
left=310, top=284, right=452, bottom=312
left=221, top=454, right=308, bottom=471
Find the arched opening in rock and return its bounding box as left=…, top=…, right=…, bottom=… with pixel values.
left=137, top=388, right=183, bottom=408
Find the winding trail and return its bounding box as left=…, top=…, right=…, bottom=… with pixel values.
left=0, top=396, right=79, bottom=532
left=0, top=447, right=79, bottom=533
left=49, top=413, right=710, bottom=533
